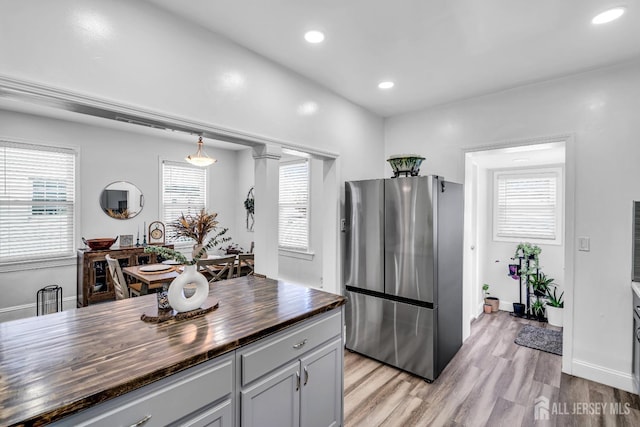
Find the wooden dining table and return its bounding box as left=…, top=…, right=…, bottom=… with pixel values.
left=122, top=262, right=226, bottom=295
left=122, top=264, right=180, bottom=295
left=122, top=256, right=250, bottom=295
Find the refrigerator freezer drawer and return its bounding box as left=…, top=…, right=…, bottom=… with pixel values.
left=345, top=290, right=436, bottom=380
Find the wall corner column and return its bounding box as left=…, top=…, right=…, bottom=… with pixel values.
left=252, top=144, right=281, bottom=279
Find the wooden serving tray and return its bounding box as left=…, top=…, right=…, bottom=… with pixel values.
left=140, top=296, right=220, bottom=323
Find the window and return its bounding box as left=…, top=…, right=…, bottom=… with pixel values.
left=0, top=141, right=76, bottom=262
left=493, top=168, right=562, bottom=244
left=162, top=160, right=207, bottom=243
left=279, top=160, right=309, bottom=250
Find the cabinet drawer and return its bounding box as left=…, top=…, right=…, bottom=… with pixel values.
left=240, top=309, right=341, bottom=386
left=52, top=354, right=233, bottom=427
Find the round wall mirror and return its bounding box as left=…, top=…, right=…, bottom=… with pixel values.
left=99, top=181, right=144, bottom=220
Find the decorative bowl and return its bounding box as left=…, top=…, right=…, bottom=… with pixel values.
left=387, top=155, right=425, bottom=177
left=83, top=237, right=118, bottom=250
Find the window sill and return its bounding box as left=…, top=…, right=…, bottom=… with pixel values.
left=492, top=236, right=563, bottom=246
left=278, top=248, right=315, bottom=261
left=0, top=255, right=76, bottom=273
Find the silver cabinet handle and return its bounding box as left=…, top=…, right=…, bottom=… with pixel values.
left=129, top=415, right=152, bottom=427
left=292, top=339, right=308, bottom=350
left=304, top=366, right=309, bottom=386
left=296, top=371, right=300, bottom=391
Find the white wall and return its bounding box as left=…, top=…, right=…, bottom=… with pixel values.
left=385, top=59, right=640, bottom=391
left=0, top=0, right=385, bottom=319
left=0, top=0, right=384, bottom=182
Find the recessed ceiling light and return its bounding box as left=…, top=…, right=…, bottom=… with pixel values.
left=592, top=7, right=626, bottom=24
left=304, top=31, right=325, bottom=43
left=378, top=81, right=394, bottom=89
left=297, top=101, right=319, bottom=116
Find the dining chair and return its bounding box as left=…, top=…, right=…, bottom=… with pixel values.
left=198, top=256, right=236, bottom=283
left=236, top=254, right=255, bottom=277
left=105, top=254, right=142, bottom=298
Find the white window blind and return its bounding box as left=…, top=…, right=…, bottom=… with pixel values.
left=0, top=141, right=76, bottom=262
left=279, top=160, right=309, bottom=250
left=162, top=160, right=207, bottom=243
left=494, top=169, right=561, bottom=242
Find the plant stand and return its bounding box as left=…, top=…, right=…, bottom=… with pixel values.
left=509, top=256, right=546, bottom=322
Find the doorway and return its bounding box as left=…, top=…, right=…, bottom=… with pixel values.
left=462, top=134, right=575, bottom=373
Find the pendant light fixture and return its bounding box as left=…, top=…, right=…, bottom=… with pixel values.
left=185, top=136, right=216, bottom=167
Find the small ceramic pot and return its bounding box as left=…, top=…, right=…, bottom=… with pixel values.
left=513, top=302, right=526, bottom=316
left=483, top=304, right=492, bottom=314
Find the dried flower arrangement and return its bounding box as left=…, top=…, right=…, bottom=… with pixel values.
left=170, top=208, right=221, bottom=245
left=145, top=209, right=231, bottom=265
left=144, top=230, right=230, bottom=265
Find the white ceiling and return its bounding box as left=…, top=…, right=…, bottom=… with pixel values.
left=146, top=0, right=640, bottom=117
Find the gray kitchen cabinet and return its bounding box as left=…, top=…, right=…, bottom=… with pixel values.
left=171, top=398, right=233, bottom=427
left=3, top=277, right=346, bottom=427
left=50, top=354, right=234, bottom=427
left=300, top=339, right=342, bottom=427
left=237, top=309, right=344, bottom=427
left=240, top=361, right=301, bottom=427
left=240, top=339, right=342, bottom=427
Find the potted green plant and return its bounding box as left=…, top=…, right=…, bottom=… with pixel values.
left=545, top=286, right=564, bottom=327
left=511, top=242, right=542, bottom=316
left=513, top=242, right=542, bottom=276
left=529, top=272, right=554, bottom=297
left=244, top=187, right=255, bottom=231
left=482, top=283, right=499, bottom=313
left=530, top=297, right=546, bottom=320
left=144, top=227, right=230, bottom=266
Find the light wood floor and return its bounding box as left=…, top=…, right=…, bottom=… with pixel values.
left=344, top=311, right=640, bottom=427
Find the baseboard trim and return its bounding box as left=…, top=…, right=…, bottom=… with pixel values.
left=0, top=296, right=76, bottom=322
left=499, top=299, right=515, bottom=312
left=572, top=358, right=635, bottom=393
left=476, top=299, right=517, bottom=315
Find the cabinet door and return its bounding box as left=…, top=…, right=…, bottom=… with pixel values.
left=171, top=398, right=232, bottom=427
left=300, top=339, right=342, bottom=427
left=241, top=361, right=300, bottom=427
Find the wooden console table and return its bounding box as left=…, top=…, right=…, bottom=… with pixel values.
left=76, top=245, right=172, bottom=307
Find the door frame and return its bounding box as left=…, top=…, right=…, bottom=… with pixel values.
left=462, top=133, right=575, bottom=374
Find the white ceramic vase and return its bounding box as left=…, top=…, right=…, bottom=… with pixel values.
left=546, top=306, right=563, bottom=327
left=167, top=264, right=209, bottom=313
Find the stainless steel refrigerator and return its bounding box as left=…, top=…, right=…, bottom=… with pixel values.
left=343, top=175, right=463, bottom=381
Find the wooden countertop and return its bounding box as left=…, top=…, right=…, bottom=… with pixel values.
left=0, top=276, right=346, bottom=426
